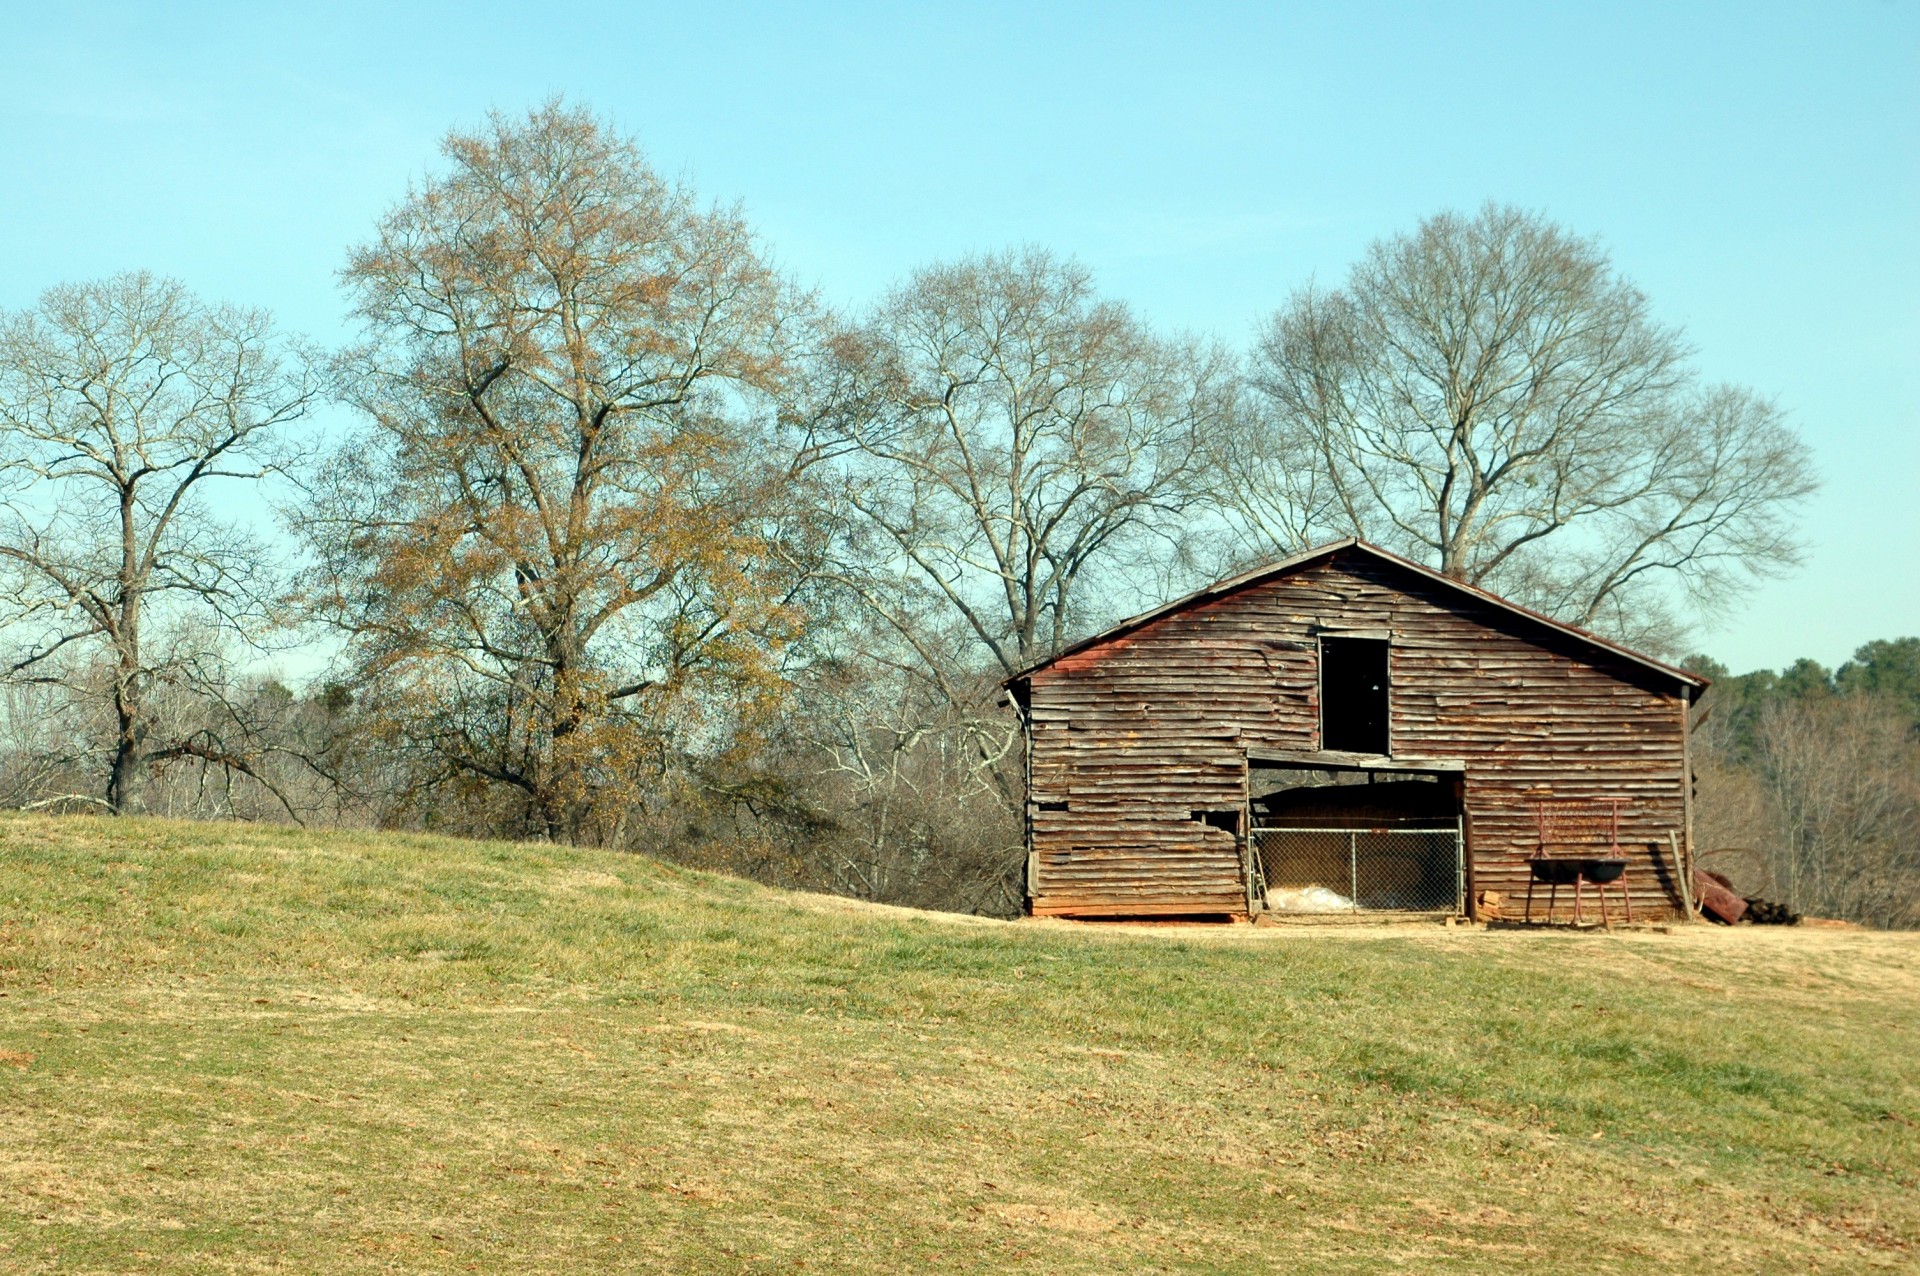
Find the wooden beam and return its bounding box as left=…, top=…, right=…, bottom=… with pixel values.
left=1246, top=748, right=1466, bottom=774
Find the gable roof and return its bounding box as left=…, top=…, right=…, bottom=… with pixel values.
left=1004, top=538, right=1709, bottom=699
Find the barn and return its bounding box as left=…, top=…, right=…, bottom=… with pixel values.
left=1003, top=539, right=1707, bottom=923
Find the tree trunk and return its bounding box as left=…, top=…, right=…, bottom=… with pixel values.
left=107, top=518, right=145, bottom=814
left=107, top=673, right=145, bottom=815
left=540, top=628, right=588, bottom=843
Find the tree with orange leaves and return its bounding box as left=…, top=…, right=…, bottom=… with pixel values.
left=302, top=102, right=813, bottom=842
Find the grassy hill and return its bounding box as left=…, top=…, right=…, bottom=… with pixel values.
left=0, top=814, right=1915, bottom=1273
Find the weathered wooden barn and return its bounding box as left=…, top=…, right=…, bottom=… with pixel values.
left=1003, top=539, right=1707, bottom=922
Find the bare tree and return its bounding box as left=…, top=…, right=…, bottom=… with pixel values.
left=0, top=273, right=315, bottom=813
left=785, top=251, right=1235, bottom=909
left=1233, top=204, right=1816, bottom=648
left=0, top=673, right=104, bottom=810
left=1756, top=693, right=1920, bottom=929
left=302, top=101, right=813, bottom=844
left=775, top=603, right=1025, bottom=914
left=812, top=248, right=1239, bottom=678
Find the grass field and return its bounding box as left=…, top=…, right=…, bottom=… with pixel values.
left=0, top=813, right=1915, bottom=1273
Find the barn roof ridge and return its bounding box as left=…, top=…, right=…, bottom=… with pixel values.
left=1003, top=538, right=1709, bottom=697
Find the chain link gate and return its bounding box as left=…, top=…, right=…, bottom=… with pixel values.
left=1250, top=824, right=1464, bottom=915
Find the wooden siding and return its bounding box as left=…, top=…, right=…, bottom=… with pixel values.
left=1021, top=548, right=1691, bottom=920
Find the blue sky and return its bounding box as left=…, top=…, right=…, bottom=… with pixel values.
left=2, top=1, right=1914, bottom=674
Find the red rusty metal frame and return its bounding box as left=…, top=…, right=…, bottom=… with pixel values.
left=1533, top=797, right=1625, bottom=856
left=1527, top=798, right=1633, bottom=927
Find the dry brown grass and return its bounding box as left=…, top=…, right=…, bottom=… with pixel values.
left=0, top=812, right=1915, bottom=1272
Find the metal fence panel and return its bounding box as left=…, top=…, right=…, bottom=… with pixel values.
left=1251, top=826, right=1462, bottom=915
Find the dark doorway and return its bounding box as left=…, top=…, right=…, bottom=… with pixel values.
left=1245, top=763, right=1464, bottom=915
left=1321, top=637, right=1389, bottom=754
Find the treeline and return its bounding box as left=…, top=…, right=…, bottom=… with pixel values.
left=1686, top=640, right=1920, bottom=929
left=1, top=101, right=1897, bottom=925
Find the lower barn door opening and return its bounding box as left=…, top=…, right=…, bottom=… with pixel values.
left=1251, top=826, right=1464, bottom=917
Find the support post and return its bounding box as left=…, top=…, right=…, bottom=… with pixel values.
left=1455, top=815, right=1466, bottom=916
left=1680, top=691, right=1698, bottom=921
left=1668, top=830, right=1695, bottom=923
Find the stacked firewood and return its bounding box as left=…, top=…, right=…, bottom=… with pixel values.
left=1695, top=868, right=1800, bottom=925
left=1741, top=896, right=1801, bottom=925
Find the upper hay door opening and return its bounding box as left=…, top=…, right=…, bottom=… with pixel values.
left=1320, top=636, right=1390, bottom=755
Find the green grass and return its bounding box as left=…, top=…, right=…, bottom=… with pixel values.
left=1, top=813, right=1915, bottom=1273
